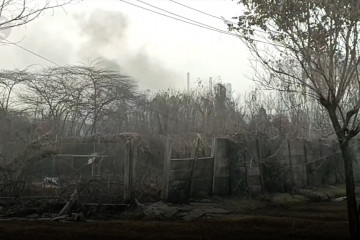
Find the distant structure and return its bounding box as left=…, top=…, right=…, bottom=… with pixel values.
left=225, top=83, right=232, bottom=100
left=187, top=72, right=190, bottom=92
left=186, top=74, right=231, bottom=98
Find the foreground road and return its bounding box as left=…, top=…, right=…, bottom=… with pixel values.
left=0, top=201, right=349, bottom=240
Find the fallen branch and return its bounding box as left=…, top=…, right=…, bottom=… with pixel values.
left=57, top=189, right=79, bottom=217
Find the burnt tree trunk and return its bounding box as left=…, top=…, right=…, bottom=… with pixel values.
left=340, top=141, right=360, bottom=240
left=326, top=104, right=360, bottom=240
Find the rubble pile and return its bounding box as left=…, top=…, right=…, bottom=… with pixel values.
left=0, top=194, right=231, bottom=222
left=136, top=200, right=231, bottom=221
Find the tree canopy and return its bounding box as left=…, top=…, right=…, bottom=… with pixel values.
left=235, top=0, right=360, bottom=141
left=234, top=0, right=360, bottom=238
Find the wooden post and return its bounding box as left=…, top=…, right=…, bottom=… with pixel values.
left=319, top=139, right=325, bottom=185
left=132, top=142, right=137, bottom=191
left=211, top=138, right=216, bottom=158
left=91, top=160, right=95, bottom=177
left=124, top=140, right=134, bottom=202
left=288, top=140, right=294, bottom=194
left=256, top=139, right=264, bottom=193
left=244, top=152, right=248, bottom=194
left=124, top=140, right=130, bottom=202
left=189, top=138, right=200, bottom=198
left=161, top=138, right=172, bottom=200
left=52, top=155, right=55, bottom=176
left=129, top=140, right=135, bottom=200
left=59, top=158, right=62, bottom=185
left=211, top=138, right=217, bottom=196
left=98, top=156, right=103, bottom=177
left=334, top=145, right=338, bottom=184
left=304, top=140, right=309, bottom=186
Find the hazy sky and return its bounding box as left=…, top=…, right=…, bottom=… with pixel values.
left=0, top=0, right=254, bottom=95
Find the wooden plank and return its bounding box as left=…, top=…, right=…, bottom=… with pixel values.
left=56, top=154, right=109, bottom=158
left=171, top=158, right=193, bottom=161
left=197, top=157, right=213, bottom=161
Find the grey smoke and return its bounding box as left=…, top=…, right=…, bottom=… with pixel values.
left=96, top=58, right=122, bottom=72
left=75, top=9, right=181, bottom=91
left=75, top=9, right=128, bottom=58
left=122, top=50, right=181, bottom=91
left=0, top=8, right=181, bottom=91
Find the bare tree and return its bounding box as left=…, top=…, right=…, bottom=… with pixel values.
left=20, top=63, right=137, bottom=137
left=0, top=69, right=28, bottom=112
left=0, top=0, right=73, bottom=41
left=234, top=0, right=360, bottom=238
left=60, top=64, right=137, bottom=136
left=129, top=84, right=246, bottom=137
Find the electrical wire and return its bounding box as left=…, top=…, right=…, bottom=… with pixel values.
left=168, top=0, right=231, bottom=22
left=168, top=0, right=282, bottom=37
left=0, top=37, right=61, bottom=67
left=118, top=0, right=283, bottom=48
left=118, top=0, right=241, bottom=38
left=0, top=0, right=282, bottom=68
left=135, top=0, right=225, bottom=33
left=0, top=0, right=283, bottom=69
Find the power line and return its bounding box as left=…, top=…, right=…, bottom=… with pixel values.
left=0, top=1, right=281, bottom=70
left=118, top=0, right=241, bottom=38
left=168, top=0, right=229, bottom=22
left=118, top=0, right=283, bottom=48
left=135, top=0, right=226, bottom=33
left=0, top=37, right=61, bottom=67
left=168, top=0, right=282, bottom=37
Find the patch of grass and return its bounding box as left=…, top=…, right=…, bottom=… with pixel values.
left=310, top=184, right=347, bottom=198
left=271, top=194, right=309, bottom=206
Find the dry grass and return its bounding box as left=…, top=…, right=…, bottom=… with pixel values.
left=271, top=194, right=309, bottom=205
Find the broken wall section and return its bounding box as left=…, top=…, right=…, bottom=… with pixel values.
left=165, top=138, right=230, bottom=203
left=228, top=137, right=347, bottom=195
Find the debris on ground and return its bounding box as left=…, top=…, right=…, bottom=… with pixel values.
left=0, top=185, right=355, bottom=223
left=332, top=196, right=347, bottom=202
left=133, top=199, right=230, bottom=221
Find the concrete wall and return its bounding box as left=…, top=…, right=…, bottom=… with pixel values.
left=212, top=138, right=230, bottom=196
left=228, top=137, right=348, bottom=194
left=5, top=134, right=360, bottom=201
left=166, top=138, right=229, bottom=202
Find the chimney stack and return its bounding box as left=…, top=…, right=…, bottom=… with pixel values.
left=187, top=72, right=190, bottom=91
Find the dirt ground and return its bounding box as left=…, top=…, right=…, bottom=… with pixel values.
left=0, top=199, right=350, bottom=240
